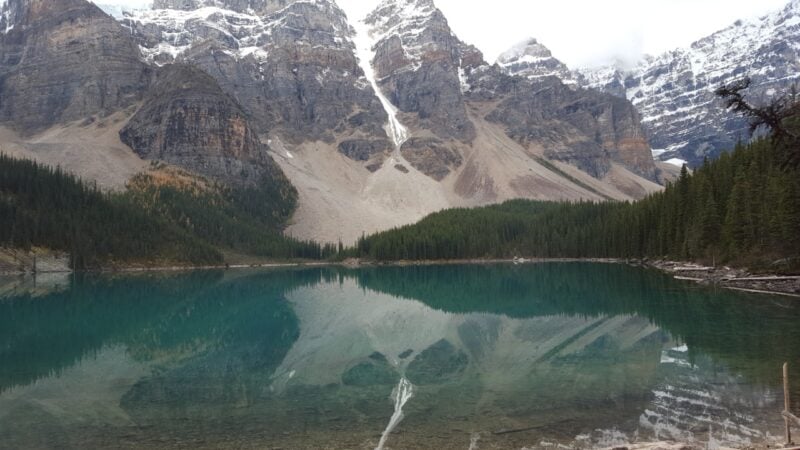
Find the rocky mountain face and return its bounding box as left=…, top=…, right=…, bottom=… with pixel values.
left=364, top=0, right=480, bottom=143
left=122, top=0, right=392, bottom=169
left=0, top=0, right=664, bottom=244
left=120, top=64, right=286, bottom=186
left=0, top=0, right=295, bottom=198
left=468, top=65, right=655, bottom=180
left=0, top=0, right=150, bottom=133
left=361, top=0, right=655, bottom=181
left=501, top=0, right=800, bottom=166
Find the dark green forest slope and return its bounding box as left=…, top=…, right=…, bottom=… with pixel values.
left=0, top=156, right=334, bottom=269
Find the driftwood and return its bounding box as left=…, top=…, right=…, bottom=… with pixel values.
left=785, top=410, right=800, bottom=428
left=727, top=276, right=800, bottom=282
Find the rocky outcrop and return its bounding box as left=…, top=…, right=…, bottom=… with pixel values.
left=120, top=64, right=286, bottom=186
left=400, top=137, right=463, bottom=180
left=0, top=0, right=150, bottom=133
left=337, top=139, right=392, bottom=163
left=470, top=66, right=657, bottom=180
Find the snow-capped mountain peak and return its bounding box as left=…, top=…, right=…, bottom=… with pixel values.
left=364, top=0, right=442, bottom=70
left=565, top=0, right=800, bottom=166
left=496, top=38, right=579, bottom=87
left=122, top=0, right=350, bottom=66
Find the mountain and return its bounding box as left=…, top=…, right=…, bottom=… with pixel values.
left=119, top=64, right=288, bottom=186
left=496, top=38, right=580, bottom=87
left=0, top=0, right=662, bottom=246
left=500, top=0, right=800, bottom=167
left=0, top=0, right=150, bottom=133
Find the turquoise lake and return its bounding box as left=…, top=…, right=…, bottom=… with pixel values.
left=1, top=263, right=799, bottom=449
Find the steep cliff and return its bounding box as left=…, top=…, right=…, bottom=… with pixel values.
left=120, top=64, right=288, bottom=188
left=123, top=0, right=392, bottom=169
left=363, top=0, right=656, bottom=182
left=0, top=0, right=150, bottom=133
left=469, top=66, right=656, bottom=180
left=364, top=0, right=478, bottom=142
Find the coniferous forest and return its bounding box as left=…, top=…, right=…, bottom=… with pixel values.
left=351, top=136, right=800, bottom=269
left=0, top=156, right=335, bottom=269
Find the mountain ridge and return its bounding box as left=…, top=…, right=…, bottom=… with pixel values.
left=498, top=0, right=800, bottom=166
left=1, top=0, right=663, bottom=245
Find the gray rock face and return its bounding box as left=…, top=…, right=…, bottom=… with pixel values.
left=124, top=0, right=390, bottom=149
left=120, top=64, right=286, bottom=187
left=338, top=139, right=392, bottom=163
left=364, top=0, right=656, bottom=181
left=0, top=0, right=296, bottom=194
left=577, top=0, right=800, bottom=166
left=400, top=137, right=463, bottom=181
left=470, top=66, right=656, bottom=180
left=365, top=0, right=478, bottom=142
left=0, top=0, right=150, bottom=133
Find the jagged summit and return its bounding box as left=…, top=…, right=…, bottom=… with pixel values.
left=496, top=38, right=579, bottom=87
left=365, top=0, right=479, bottom=72
left=497, top=38, right=553, bottom=62
left=578, top=0, right=800, bottom=165
left=124, top=0, right=352, bottom=65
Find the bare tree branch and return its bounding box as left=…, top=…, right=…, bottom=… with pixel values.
left=716, top=78, right=800, bottom=169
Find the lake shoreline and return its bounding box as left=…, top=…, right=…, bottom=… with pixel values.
left=2, top=252, right=798, bottom=298
left=642, top=259, right=800, bottom=298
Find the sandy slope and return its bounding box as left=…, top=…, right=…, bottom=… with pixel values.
left=278, top=112, right=664, bottom=244
left=0, top=113, right=147, bottom=190
left=274, top=138, right=456, bottom=244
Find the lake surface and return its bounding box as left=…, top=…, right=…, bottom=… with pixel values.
left=1, top=263, right=799, bottom=449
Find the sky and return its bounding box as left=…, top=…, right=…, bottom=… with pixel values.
left=98, top=0, right=790, bottom=68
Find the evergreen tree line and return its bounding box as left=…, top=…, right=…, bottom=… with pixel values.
left=123, top=170, right=337, bottom=261
left=0, top=155, right=335, bottom=269
left=350, top=136, right=800, bottom=269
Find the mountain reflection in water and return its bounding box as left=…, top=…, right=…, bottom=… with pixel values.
left=1, top=263, right=799, bottom=449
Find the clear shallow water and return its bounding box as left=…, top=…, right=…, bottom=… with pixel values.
left=1, top=263, right=800, bottom=449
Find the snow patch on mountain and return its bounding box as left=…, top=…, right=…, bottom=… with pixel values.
left=496, top=38, right=579, bottom=87
left=121, top=0, right=349, bottom=66
left=497, top=0, right=800, bottom=166
left=95, top=3, right=148, bottom=18
left=365, top=0, right=439, bottom=73
left=578, top=0, right=800, bottom=165
left=352, top=17, right=410, bottom=149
